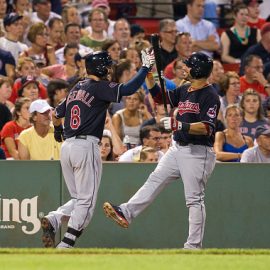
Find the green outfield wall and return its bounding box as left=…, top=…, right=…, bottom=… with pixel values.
left=0, top=161, right=269, bottom=248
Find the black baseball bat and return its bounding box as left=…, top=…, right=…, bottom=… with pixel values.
left=150, top=34, right=169, bottom=117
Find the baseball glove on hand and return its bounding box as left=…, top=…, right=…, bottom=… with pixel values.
left=160, top=117, right=181, bottom=131
left=54, top=125, right=64, bottom=142
left=141, top=48, right=155, bottom=69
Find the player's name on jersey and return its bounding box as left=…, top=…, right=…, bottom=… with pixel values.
left=66, top=89, right=94, bottom=107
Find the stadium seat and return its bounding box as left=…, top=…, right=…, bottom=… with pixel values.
left=128, top=18, right=160, bottom=36
left=222, top=63, right=240, bottom=74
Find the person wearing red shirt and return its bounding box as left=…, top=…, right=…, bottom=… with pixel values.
left=9, top=57, right=48, bottom=103
left=0, top=97, right=31, bottom=159
left=240, top=54, right=270, bottom=99
left=245, top=0, right=266, bottom=30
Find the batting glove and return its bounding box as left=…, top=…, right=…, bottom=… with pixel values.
left=54, top=124, right=64, bottom=142
left=141, top=48, right=155, bottom=69
left=160, top=117, right=182, bottom=131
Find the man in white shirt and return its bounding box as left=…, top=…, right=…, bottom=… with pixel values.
left=55, top=23, right=92, bottom=64
left=241, top=125, right=270, bottom=163
left=0, top=13, right=28, bottom=64
left=175, top=0, right=220, bottom=57
left=31, top=0, right=61, bottom=26
left=118, top=125, right=164, bottom=162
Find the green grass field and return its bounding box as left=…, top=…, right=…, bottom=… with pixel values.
left=1, top=249, right=270, bottom=270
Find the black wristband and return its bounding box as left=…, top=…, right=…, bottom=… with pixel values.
left=181, top=122, right=190, bottom=132
left=54, top=125, right=63, bottom=132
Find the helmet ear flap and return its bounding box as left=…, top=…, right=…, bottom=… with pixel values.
left=190, top=68, right=196, bottom=79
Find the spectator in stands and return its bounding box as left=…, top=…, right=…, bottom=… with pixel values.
left=214, top=104, right=253, bottom=162
left=130, top=24, right=145, bottom=46
left=241, top=124, right=270, bottom=162
left=12, top=0, right=31, bottom=16
left=0, top=97, right=31, bottom=159
left=203, top=0, right=219, bottom=27
left=17, top=75, right=40, bottom=102
left=67, top=51, right=88, bottom=87
left=159, top=19, right=178, bottom=71
left=41, top=43, right=79, bottom=80
left=61, top=4, right=81, bottom=27
left=108, top=59, right=137, bottom=116
left=0, top=13, right=28, bottom=64
left=100, top=133, right=114, bottom=161
left=47, top=17, right=65, bottom=51
left=21, top=22, right=57, bottom=67
left=55, top=23, right=92, bottom=64
left=142, top=101, right=171, bottom=128
left=101, top=39, right=121, bottom=63
left=47, top=79, right=69, bottom=107
left=158, top=124, right=172, bottom=154
left=244, top=0, right=266, bottom=29
left=0, top=76, right=14, bottom=111
left=0, top=0, right=7, bottom=35
left=112, top=18, right=131, bottom=50
left=0, top=48, right=16, bottom=81
left=113, top=90, right=151, bottom=146
left=12, top=0, right=32, bottom=42
left=240, top=54, right=270, bottom=99
left=80, top=8, right=108, bottom=51
left=221, top=3, right=261, bottom=64
left=164, top=32, right=193, bottom=79
left=218, top=71, right=242, bottom=124
left=10, top=57, right=48, bottom=103
left=171, top=58, right=189, bottom=87
left=262, top=97, right=270, bottom=120
left=18, top=99, right=61, bottom=160
left=120, top=47, right=142, bottom=71
left=31, top=0, right=61, bottom=25
left=0, top=103, right=12, bottom=131
left=100, top=113, right=125, bottom=161
left=240, top=22, right=270, bottom=75
left=138, top=146, right=159, bottom=162
left=209, top=59, right=224, bottom=96
left=91, top=0, right=115, bottom=39
left=240, top=88, right=269, bottom=139
left=118, top=125, right=164, bottom=162
left=176, top=0, right=220, bottom=58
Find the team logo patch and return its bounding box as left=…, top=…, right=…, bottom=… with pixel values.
left=207, top=105, right=217, bottom=118
left=109, top=82, right=118, bottom=88
left=178, top=100, right=200, bottom=115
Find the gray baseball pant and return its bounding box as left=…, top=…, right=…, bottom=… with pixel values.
left=47, top=136, right=102, bottom=232
left=120, top=144, right=216, bottom=249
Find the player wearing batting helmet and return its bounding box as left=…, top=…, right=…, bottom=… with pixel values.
left=103, top=52, right=220, bottom=249
left=40, top=49, right=155, bottom=248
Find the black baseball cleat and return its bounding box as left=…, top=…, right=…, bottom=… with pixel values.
left=41, top=217, right=55, bottom=248
left=103, top=202, right=129, bottom=228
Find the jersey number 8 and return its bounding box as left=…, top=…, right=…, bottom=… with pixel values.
left=70, top=105, right=81, bottom=130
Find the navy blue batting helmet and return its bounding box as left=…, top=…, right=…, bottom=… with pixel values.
left=184, top=52, right=213, bottom=79
left=84, top=51, right=113, bottom=77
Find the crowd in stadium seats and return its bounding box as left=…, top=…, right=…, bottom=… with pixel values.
left=0, top=0, right=270, bottom=163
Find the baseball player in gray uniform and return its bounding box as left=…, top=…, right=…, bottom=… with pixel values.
left=41, top=49, right=155, bottom=248
left=104, top=52, right=220, bottom=249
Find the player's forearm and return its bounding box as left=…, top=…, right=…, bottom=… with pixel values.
left=188, top=122, right=209, bottom=135
left=52, top=111, right=62, bottom=126
left=119, top=67, right=149, bottom=96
